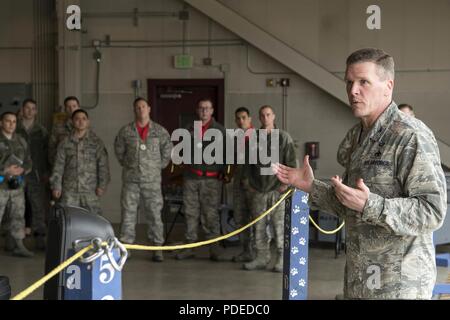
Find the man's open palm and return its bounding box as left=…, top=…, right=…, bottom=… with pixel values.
left=272, top=155, right=315, bottom=193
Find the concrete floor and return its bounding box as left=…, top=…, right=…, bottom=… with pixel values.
left=0, top=225, right=449, bottom=300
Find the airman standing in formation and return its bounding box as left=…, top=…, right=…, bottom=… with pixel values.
left=48, top=96, right=80, bottom=168
left=175, top=98, right=227, bottom=261
left=231, top=107, right=255, bottom=263
left=0, top=112, right=34, bottom=257
left=244, top=105, right=297, bottom=272
left=114, top=98, right=172, bottom=262
left=16, top=99, right=49, bottom=250
left=50, top=109, right=110, bottom=215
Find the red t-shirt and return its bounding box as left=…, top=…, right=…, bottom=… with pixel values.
left=136, top=122, right=149, bottom=141
left=237, top=126, right=254, bottom=151
left=244, top=125, right=254, bottom=142
left=200, top=119, right=212, bottom=138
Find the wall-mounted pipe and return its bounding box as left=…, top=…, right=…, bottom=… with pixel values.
left=332, top=68, right=450, bottom=75
left=78, top=42, right=244, bottom=49
left=0, top=47, right=32, bottom=50
left=83, top=8, right=182, bottom=27
left=181, top=5, right=188, bottom=54
left=246, top=45, right=295, bottom=75
left=96, top=38, right=240, bottom=44
left=32, top=0, right=57, bottom=128
left=81, top=48, right=101, bottom=110
left=282, top=86, right=288, bottom=131
left=207, top=18, right=213, bottom=59
left=83, top=11, right=179, bottom=18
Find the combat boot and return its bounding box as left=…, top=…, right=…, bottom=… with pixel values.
left=209, top=243, right=225, bottom=262
left=232, top=249, right=254, bottom=262
left=232, top=241, right=254, bottom=262
left=243, top=250, right=269, bottom=270
left=12, top=239, right=34, bottom=258
left=5, top=235, right=15, bottom=252
left=175, top=248, right=195, bottom=260
left=119, top=236, right=134, bottom=244
left=272, top=249, right=283, bottom=273
left=35, top=235, right=46, bottom=251
left=120, top=236, right=134, bottom=259
left=152, top=250, right=164, bottom=262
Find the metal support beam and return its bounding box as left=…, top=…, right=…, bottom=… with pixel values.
left=184, top=0, right=348, bottom=105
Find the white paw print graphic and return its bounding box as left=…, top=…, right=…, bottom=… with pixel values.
left=299, top=237, right=306, bottom=246
left=290, top=289, right=298, bottom=298
left=291, top=246, right=299, bottom=255
left=293, top=205, right=300, bottom=214
left=298, top=279, right=306, bottom=287
left=300, top=216, right=308, bottom=225
left=292, top=227, right=299, bottom=235
left=290, top=268, right=298, bottom=276
left=299, top=257, right=306, bottom=265
left=301, top=194, right=309, bottom=204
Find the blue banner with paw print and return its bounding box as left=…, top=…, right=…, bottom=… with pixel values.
left=282, top=189, right=309, bottom=300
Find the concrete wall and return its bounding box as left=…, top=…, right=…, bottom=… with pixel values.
left=219, top=0, right=450, bottom=146
left=1, top=0, right=449, bottom=223
left=0, top=0, right=33, bottom=83
left=74, top=0, right=359, bottom=222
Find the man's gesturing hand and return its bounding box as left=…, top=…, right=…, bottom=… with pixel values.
left=272, top=155, right=314, bottom=193
left=331, top=176, right=370, bottom=213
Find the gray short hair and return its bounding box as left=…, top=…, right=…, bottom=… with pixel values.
left=346, top=48, right=395, bottom=80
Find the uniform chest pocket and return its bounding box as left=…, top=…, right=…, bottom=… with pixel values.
left=65, top=148, right=77, bottom=157
left=85, top=148, right=97, bottom=161
left=124, top=132, right=139, bottom=149
left=363, top=161, right=397, bottom=197
left=362, top=159, right=394, bottom=185
left=63, top=148, right=77, bottom=165
left=150, top=138, right=160, bottom=153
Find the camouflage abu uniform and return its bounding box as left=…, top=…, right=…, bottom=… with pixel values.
left=310, top=102, right=447, bottom=299
left=48, top=117, right=72, bottom=168
left=232, top=127, right=255, bottom=262
left=244, top=129, right=297, bottom=271
left=16, top=120, right=49, bottom=235
left=50, top=130, right=110, bottom=215
left=176, top=118, right=226, bottom=260
left=114, top=121, right=172, bottom=245
left=0, top=132, right=32, bottom=241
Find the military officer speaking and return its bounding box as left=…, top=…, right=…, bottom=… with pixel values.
left=274, top=48, right=447, bottom=299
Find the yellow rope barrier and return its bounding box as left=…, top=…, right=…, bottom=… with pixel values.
left=10, top=245, right=93, bottom=301
left=124, top=188, right=294, bottom=251
left=309, top=215, right=345, bottom=235
left=11, top=188, right=345, bottom=300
